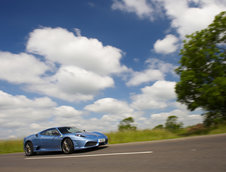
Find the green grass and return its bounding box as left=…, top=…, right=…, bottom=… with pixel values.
left=106, top=129, right=180, bottom=144
left=1, top=124, right=226, bottom=154
left=106, top=124, right=226, bottom=144
left=0, top=139, right=23, bottom=154
left=208, top=124, right=226, bottom=135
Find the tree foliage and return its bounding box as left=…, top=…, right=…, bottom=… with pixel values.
left=203, top=111, right=226, bottom=127
left=153, top=124, right=164, bottom=130
left=175, top=11, right=226, bottom=125
left=165, top=116, right=183, bottom=132
left=118, top=117, right=137, bottom=131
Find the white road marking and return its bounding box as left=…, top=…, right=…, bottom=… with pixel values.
left=25, top=151, right=153, bottom=160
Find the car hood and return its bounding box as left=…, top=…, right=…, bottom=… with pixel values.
left=24, top=134, right=36, bottom=141
left=64, top=132, right=106, bottom=139
left=80, top=132, right=104, bottom=138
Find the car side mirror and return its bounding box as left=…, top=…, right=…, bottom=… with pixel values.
left=35, top=134, right=38, bottom=137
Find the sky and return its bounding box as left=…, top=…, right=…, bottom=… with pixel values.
left=0, top=0, right=226, bottom=139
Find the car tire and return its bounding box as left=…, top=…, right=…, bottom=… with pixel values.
left=62, top=138, right=74, bottom=154
left=25, top=141, right=34, bottom=156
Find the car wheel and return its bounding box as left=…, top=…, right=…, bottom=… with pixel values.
left=25, top=141, right=34, bottom=156
left=62, top=138, right=74, bottom=154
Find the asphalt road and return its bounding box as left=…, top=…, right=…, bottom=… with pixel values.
left=1, top=134, right=226, bottom=172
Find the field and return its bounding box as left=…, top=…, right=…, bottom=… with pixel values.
left=106, top=129, right=180, bottom=144
left=1, top=124, right=226, bottom=154
left=0, top=139, right=23, bottom=154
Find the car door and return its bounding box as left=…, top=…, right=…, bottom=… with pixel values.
left=39, top=128, right=62, bottom=151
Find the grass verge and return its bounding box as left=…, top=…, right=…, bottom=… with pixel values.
left=208, top=124, right=226, bottom=135
left=0, top=140, right=23, bottom=154
left=106, top=129, right=179, bottom=144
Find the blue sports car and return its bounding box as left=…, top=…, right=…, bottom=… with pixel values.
left=24, top=126, right=108, bottom=156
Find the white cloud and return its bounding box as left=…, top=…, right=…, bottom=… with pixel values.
left=0, top=27, right=129, bottom=102
left=74, top=28, right=81, bottom=37
left=0, top=92, right=136, bottom=138
left=0, top=51, right=49, bottom=84
left=134, top=108, right=203, bottom=130
left=112, top=0, right=226, bottom=41
left=0, top=90, right=203, bottom=139
left=150, top=109, right=203, bottom=127
left=153, top=34, right=179, bottom=54
left=145, top=58, right=176, bottom=74
left=159, top=0, right=226, bottom=37
left=127, top=58, right=176, bottom=86
left=0, top=90, right=91, bottom=139
left=55, top=106, right=82, bottom=118
left=26, top=27, right=128, bottom=75
left=85, top=98, right=140, bottom=131
left=131, top=80, right=176, bottom=110
left=27, top=65, right=114, bottom=102
left=0, top=90, right=57, bottom=138
left=0, top=90, right=56, bottom=110
left=112, top=0, right=153, bottom=19
left=85, top=98, right=133, bottom=114
left=127, top=69, right=164, bottom=86
left=52, top=66, right=114, bottom=95
left=23, top=27, right=129, bottom=102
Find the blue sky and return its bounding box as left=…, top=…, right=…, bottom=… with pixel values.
left=0, top=0, right=225, bottom=139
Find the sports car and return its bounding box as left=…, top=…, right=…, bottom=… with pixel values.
left=24, top=126, right=108, bottom=156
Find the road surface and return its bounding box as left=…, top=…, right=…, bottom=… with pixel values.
left=1, top=134, right=226, bottom=172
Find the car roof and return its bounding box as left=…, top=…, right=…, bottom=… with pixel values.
left=40, top=126, right=73, bottom=131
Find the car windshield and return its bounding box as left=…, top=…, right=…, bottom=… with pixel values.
left=58, top=127, right=83, bottom=134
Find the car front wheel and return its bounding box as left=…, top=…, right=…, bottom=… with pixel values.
left=62, top=138, right=74, bottom=154
left=25, top=141, right=34, bottom=156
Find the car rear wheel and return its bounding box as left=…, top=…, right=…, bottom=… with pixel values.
left=62, top=138, right=74, bottom=154
left=25, top=141, right=34, bottom=156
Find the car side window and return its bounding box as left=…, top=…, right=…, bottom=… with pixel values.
left=51, top=129, right=61, bottom=136
left=40, top=129, right=60, bottom=136
left=40, top=130, right=48, bottom=136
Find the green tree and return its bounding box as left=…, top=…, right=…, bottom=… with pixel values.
left=203, top=111, right=226, bottom=127
left=118, top=117, right=137, bottom=131
left=153, top=124, right=164, bottom=130
left=165, top=116, right=183, bottom=132
left=175, top=11, right=226, bottom=126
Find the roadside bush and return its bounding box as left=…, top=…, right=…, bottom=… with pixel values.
left=183, top=124, right=209, bottom=136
